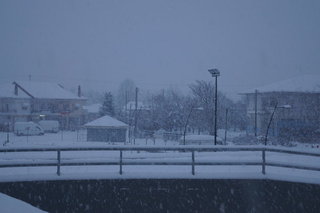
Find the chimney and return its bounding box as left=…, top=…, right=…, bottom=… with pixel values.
left=78, top=85, right=81, bottom=97
left=14, top=84, right=18, bottom=96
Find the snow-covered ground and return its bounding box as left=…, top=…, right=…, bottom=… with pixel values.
left=0, top=193, right=47, bottom=213
left=0, top=130, right=88, bottom=146
left=1, top=130, right=320, bottom=185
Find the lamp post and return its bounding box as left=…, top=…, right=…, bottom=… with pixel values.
left=208, top=68, right=220, bottom=145
left=264, top=103, right=291, bottom=145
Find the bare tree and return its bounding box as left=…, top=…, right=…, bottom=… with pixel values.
left=190, top=80, right=215, bottom=134
left=116, top=79, right=136, bottom=110
left=190, top=80, right=234, bottom=135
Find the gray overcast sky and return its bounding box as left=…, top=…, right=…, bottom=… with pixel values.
left=0, top=0, right=320, bottom=99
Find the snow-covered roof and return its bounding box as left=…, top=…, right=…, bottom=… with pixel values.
left=242, top=75, right=320, bottom=94
left=0, top=83, right=30, bottom=98
left=84, top=115, right=128, bottom=128
left=83, top=103, right=102, bottom=113
left=13, top=81, right=86, bottom=100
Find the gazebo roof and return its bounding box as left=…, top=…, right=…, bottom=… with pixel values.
left=84, top=115, right=127, bottom=128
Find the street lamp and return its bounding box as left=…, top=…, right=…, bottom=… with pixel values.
left=208, top=68, right=220, bottom=145
left=264, top=103, right=291, bottom=145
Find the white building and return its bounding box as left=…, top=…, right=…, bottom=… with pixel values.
left=241, top=75, right=320, bottom=141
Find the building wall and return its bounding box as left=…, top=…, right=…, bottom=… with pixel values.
left=246, top=92, right=320, bottom=140
left=0, top=98, right=31, bottom=114
left=87, top=127, right=127, bottom=142
left=31, top=99, right=86, bottom=114
left=0, top=97, right=87, bottom=131
left=0, top=98, right=32, bottom=130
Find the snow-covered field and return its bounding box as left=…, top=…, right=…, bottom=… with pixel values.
left=1, top=131, right=320, bottom=185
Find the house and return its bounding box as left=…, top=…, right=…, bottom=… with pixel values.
left=0, top=81, right=87, bottom=130
left=0, top=82, right=31, bottom=131
left=241, top=75, right=320, bottom=141
left=84, top=115, right=128, bottom=142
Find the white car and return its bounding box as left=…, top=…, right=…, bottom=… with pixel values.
left=14, top=122, right=44, bottom=136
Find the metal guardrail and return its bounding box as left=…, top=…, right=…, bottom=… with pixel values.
left=0, top=146, right=320, bottom=176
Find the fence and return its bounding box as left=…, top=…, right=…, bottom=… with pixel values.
left=0, top=146, right=320, bottom=176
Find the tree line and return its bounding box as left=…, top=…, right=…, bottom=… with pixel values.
left=99, top=79, right=247, bottom=136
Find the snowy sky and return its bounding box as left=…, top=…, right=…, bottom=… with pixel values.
left=0, top=0, right=319, bottom=99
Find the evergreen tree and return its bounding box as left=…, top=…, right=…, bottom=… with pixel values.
left=100, top=92, right=115, bottom=116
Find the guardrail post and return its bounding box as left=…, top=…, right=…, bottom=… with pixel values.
left=120, top=150, right=123, bottom=175
left=262, top=149, right=266, bottom=175
left=57, top=150, right=61, bottom=176
left=192, top=150, right=195, bottom=175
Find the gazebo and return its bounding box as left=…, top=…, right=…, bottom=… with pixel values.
left=84, top=115, right=128, bottom=142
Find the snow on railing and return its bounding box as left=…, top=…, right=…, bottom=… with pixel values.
left=0, top=145, right=320, bottom=176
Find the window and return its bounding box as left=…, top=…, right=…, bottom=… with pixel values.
left=63, top=104, right=69, bottom=111
left=22, top=103, right=28, bottom=111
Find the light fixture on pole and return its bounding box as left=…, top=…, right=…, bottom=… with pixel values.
left=208, top=68, right=220, bottom=145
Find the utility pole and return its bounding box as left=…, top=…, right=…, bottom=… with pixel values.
left=264, top=104, right=291, bottom=145
left=265, top=103, right=278, bottom=145
left=125, top=91, right=128, bottom=145
left=254, top=89, right=258, bottom=136
left=134, top=87, right=138, bottom=144
left=214, top=74, right=218, bottom=145
left=224, top=108, right=229, bottom=145
left=125, top=91, right=128, bottom=122
left=4, top=123, right=9, bottom=146
left=128, top=104, right=132, bottom=144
